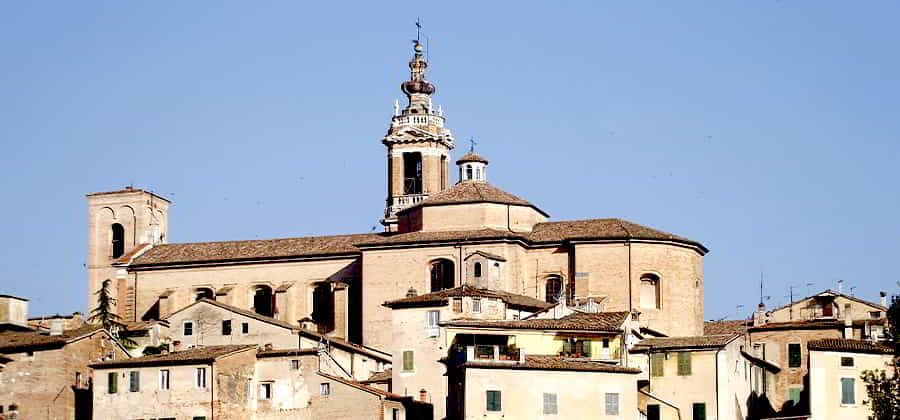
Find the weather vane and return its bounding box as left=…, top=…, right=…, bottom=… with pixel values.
left=469, top=137, right=477, bottom=153
left=415, top=18, right=422, bottom=43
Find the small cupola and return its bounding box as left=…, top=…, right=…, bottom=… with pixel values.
left=456, top=150, right=489, bottom=183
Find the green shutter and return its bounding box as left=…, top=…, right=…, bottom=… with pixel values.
left=129, top=371, right=140, bottom=392
left=651, top=353, right=665, bottom=377
left=678, top=352, right=692, bottom=376
left=403, top=351, right=414, bottom=371
left=581, top=339, right=591, bottom=357
left=841, top=378, right=855, bottom=404
left=788, top=388, right=801, bottom=404
left=108, top=372, right=117, bottom=394
left=486, top=390, right=501, bottom=411
left=692, top=403, right=706, bottom=420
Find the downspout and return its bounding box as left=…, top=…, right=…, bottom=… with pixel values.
left=133, top=271, right=138, bottom=323
left=627, top=241, right=633, bottom=313
left=715, top=348, right=721, bottom=420
left=506, top=204, right=511, bottom=232
left=210, top=362, right=215, bottom=420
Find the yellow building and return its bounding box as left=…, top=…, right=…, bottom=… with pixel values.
left=808, top=338, right=894, bottom=420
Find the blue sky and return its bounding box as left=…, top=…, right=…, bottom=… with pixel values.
left=1, top=1, right=897, bottom=319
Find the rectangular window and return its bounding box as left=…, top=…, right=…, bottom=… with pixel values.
left=605, top=393, right=619, bottom=415
left=402, top=350, right=414, bottom=371
left=651, top=353, right=665, bottom=377
left=242, top=322, right=249, bottom=334
left=542, top=392, right=558, bottom=415
left=692, top=403, right=706, bottom=420
left=183, top=321, right=194, bottom=336
left=108, top=372, right=118, bottom=394
left=678, top=352, right=692, bottom=376
left=841, top=378, right=855, bottom=404
left=602, top=338, right=610, bottom=348
left=486, top=390, right=501, bottom=412
left=192, top=417, right=207, bottom=420
left=426, top=310, right=440, bottom=337
left=392, top=408, right=400, bottom=420
left=196, top=367, right=207, bottom=389
left=320, top=382, right=331, bottom=396
left=290, top=360, right=300, bottom=370
left=129, top=371, right=140, bottom=392
left=647, top=404, right=660, bottom=420
left=840, top=357, right=854, bottom=367
left=222, top=320, right=232, bottom=336
left=159, top=369, right=170, bottom=390
left=788, top=343, right=801, bottom=368
left=472, top=298, right=482, bottom=313
left=788, top=387, right=801, bottom=404
left=259, top=382, right=273, bottom=400
left=475, top=345, right=494, bottom=360
left=452, top=298, right=462, bottom=313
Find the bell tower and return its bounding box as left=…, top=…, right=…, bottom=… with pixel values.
left=381, top=37, right=454, bottom=231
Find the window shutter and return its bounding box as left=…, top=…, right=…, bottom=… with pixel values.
left=677, top=352, right=692, bottom=375
left=129, top=371, right=140, bottom=392
left=605, top=393, right=619, bottom=415
left=403, top=351, right=414, bottom=371
left=692, top=403, right=706, bottom=420
left=108, top=372, right=117, bottom=394
left=542, top=393, right=558, bottom=414
left=841, top=378, right=855, bottom=404
left=562, top=339, right=572, bottom=355
left=486, top=390, right=501, bottom=411
left=651, top=353, right=665, bottom=377
left=788, top=343, right=802, bottom=368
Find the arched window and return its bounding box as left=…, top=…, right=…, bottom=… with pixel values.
left=194, top=288, right=214, bottom=301
left=474, top=262, right=482, bottom=278
left=640, top=274, right=660, bottom=309
left=111, top=223, right=125, bottom=258
left=545, top=276, right=563, bottom=304
left=430, top=259, right=455, bottom=292
left=466, top=164, right=473, bottom=180
left=253, top=285, right=275, bottom=317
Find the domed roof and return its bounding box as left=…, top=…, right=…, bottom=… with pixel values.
left=398, top=181, right=548, bottom=217
left=401, top=79, right=435, bottom=95
left=456, top=152, right=489, bottom=165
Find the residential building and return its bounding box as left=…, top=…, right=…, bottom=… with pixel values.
left=0, top=295, right=129, bottom=420
left=765, top=289, right=889, bottom=341
left=808, top=339, right=895, bottom=420
left=630, top=334, right=752, bottom=420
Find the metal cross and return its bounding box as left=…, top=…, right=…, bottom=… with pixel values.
left=416, top=18, right=422, bottom=42
left=469, top=137, right=477, bottom=153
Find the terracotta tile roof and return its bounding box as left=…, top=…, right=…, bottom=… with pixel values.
left=298, top=329, right=392, bottom=363
left=443, top=311, right=630, bottom=332
left=0, top=325, right=104, bottom=353
left=383, top=285, right=552, bottom=312
left=748, top=320, right=843, bottom=332
left=358, top=229, right=524, bottom=247
left=131, top=233, right=380, bottom=267
left=465, top=250, right=507, bottom=261
left=769, top=289, right=888, bottom=313
left=704, top=320, right=751, bottom=336
left=462, top=355, right=641, bottom=374
left=456, top=152, right=489, bottom=164
left=631, top=334, right=739, bottom=352
left=112, top=243, right=152, bottom=264
left=807, top=339, right=894, bottom=355
left=165, top=298, right=299, bottom=331
left=90, top=345, right=255, bottom=368
left=398, top=181, right=548, bottom=216
left=317, top=372, right=409, bottom=401
left=360, top=369, right=392, bottom=384
left=528, top=218, right=706, bottom=252
left=256, top=348, right=318, bottom=358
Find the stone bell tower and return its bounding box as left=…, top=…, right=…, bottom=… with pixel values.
left=381, top=38, right=454, bottom=231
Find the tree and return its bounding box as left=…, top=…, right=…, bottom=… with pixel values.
left=88, top=279, right=136, bottom=348
left=861, top=295, right=899, bottom=420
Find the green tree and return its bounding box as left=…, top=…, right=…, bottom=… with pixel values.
left=861, top=295, right=899, bottom=420
left=88, top=279, right=136, bottom=348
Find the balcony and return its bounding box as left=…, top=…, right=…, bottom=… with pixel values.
left=462, top=344, right=523, bottom=364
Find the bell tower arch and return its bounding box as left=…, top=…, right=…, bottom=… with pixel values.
left=381, top=38, right=454, bottom=231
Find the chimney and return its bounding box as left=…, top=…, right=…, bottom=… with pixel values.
left=419, top=389, right=428, bottom=402
left=753, top=303, right=768, bottom=327
left=0, top=295, right=29, bottom=330
left=844, top=307, right=854, bottom=339
left=406, top=288, right=418, bottom=298
left=49, top=319, right=64, bottom=336
left=880, top=291, right=887, bottom=308
left=264, top=343, right=273, bottom=351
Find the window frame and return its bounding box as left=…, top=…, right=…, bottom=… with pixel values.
left=473, top=262, right=482, bottom=278
left=222, top=319, right=232, bottom=336
left=159, top=369, right=170, bottom=391
left=677, top=352, right=692, bottom=376
left=195, top=367, right=207, bottom=389
left=692, top=402, right=706, bottom=420
left=183, top=321, right=194, bottom=337
left=259, top=382, right=273, bottom=400
left=605, top=392, right=619, bottom=416
left=320, top=382, right=331, bottom=396
left=128, top=370, right=140, bottom=392
left=402, top=350, right=414, bottom=372
left=787, top=343, right=802, bottom=368
left=107, top=371, right=118, bottom=394
left=542, top=392, right=558, bottom=415
left=840, top=377, right=855, bottom=405
left=452, top=298, right=462, bottom=313
left=840, top=357, right=854, bottom=367
left=650, top=353, right=665, bottom=377
left=290, top=359, right=300, bottom=370
left=486, top=390, right=502, bottom=412
left=472, top=298, right=482, bottom=313
left=242, top=322, right=249, bottom=334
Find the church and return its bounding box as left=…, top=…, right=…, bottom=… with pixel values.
left=85, top=38, right=708, bottom=352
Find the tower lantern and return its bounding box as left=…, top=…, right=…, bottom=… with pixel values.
left=381, top=35, right=454, bottom=231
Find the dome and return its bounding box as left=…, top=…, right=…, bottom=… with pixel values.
left=456, top=152, right=489, bottom=165
left=401, top=79, right=436, bottom=95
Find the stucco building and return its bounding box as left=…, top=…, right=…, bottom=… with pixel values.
left=807, top=339, right=894, bottom=420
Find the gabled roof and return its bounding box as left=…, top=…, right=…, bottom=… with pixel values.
left=808, top=339, right=894, bottom=355
left=465, top=250, right=506, bottom=262
left=443, top=311, right=630, bottom=332
left=382, top=285, right=552, bottom=312
left=360, top=369, right=392, bottom=384
left=704, top=320, right=750, bottom=336
left=631, top=334, right=740, bottom=352
left=130, top=233, right=379, bottom=267
left=769, top=289, right=887, bottom=312
left=397, top=181, right=549, bottom=217
left=90, top=345, right=255, bottom=369
left=298, top=329, right=392, bottom=363
left=0, top=325, right=107, bottom=353
left=164, top=298, right=299, bottom=331
left=460, top=355, right=641, bottom=374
